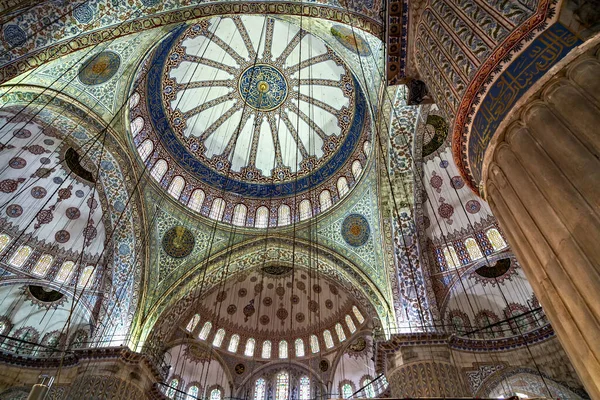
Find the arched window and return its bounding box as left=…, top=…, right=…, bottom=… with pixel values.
left=188, top=189, right=205, bottom=212
left=0, top=233, right=11, bottom=253
left=362, top=378, right=375, bottom=398
left=209, top=198, right=226, bottom=221
left=275, top=372, right=289, bottom=400
left=352, top=160, right=362, bottom=179
left=337, top=177, right=349, bottom=197
left=0, top=320, right=10, bottom=336
left=352, top=306, right=365, bottom=324
left=342, top=383, right=353, bottom=399
left=335, top=323, right=346, bottom=342
left=299, top=199, right=312, bottom=221
left=278, top=204, right=291, bottom=226
left=9, top=245, right=31, bottom=267
left=465, top=237, right=483, bottom=261
left=254, top=378, right=266, bottom=400
left=166, top=379, right=179, bottom=399
left=363, top=141, right=371, bottom=156
left=32, top=254, right=53, bottom=276
left=138, top=139, right=154, bottom=162
left=11, top=327, right=38, bottom=355
left=150, top=159, right=168, bottom=182
left=244, top=338, right=255, bottom=357
left=198, top=321, right=212, bottom=340
left=261, top=340, right=271, bottom=358
left=56, top=261, right=75, bottom=283
left=228, top=334, right=240, bottom=352
left=129, top=92, right=140, bottom=109
left=41, top=331, right=61, bottom=356
left=186, top=314, right=201, bottom=332
left=345, top=315, right=356, bottom=333
left=78, top=266, right=95, bottom=287
left=295, top=338, right=305, bottom=357
left=168, top=176, right=185, bottom=200
left=213, top=328, right=225, bottom=347
left=232, top=204, right=247, bottom=226
left=310, top=334, right=320, bottom=353
left=130, top=116, right=144, bottom=136
left=486, top=228, right=507, bottom=250
left=69, top=329, right=88, bottom=349
left=319, top=190, right=332, bottom=211
left=187, top=385, right=199, bottom=400
left=255, top=206, right=269, bottom=228
left=323, top=330, right=334, bottom=349
left=278, top=340, right=288, bottom=358
left=299, top=376, right=310, bottom=400
left=210, top=389, right=222, bottom=400
left=443, top=246, right=460, bottom=269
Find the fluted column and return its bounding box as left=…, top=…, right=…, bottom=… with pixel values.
left=483, top=46, right=600, bottom=399
left=387, top=344, right=469, bottom=397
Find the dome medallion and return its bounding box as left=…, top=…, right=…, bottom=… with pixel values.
left=239, top=65, right=288, bottom=111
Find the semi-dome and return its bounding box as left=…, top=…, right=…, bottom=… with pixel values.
left=129, top=15, right=372, bottom=228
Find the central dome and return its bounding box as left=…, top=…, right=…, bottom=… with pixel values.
left=129, top=16, right=372, bottom=227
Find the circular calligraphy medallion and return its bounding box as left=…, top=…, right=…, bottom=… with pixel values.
left=78, top=51, right=121, bottom=86
left=341, top=214, right=370, bottom=247
left=238, top=64, right=288, bottom=111
left=162, top=226, right=195, bottom=258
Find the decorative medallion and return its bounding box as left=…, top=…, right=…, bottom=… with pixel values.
left=238, top=288, right=247, bottom=297
left=348, top=337, right=367, bottom=353
left=6, top=204, right=22, bottom=218
left=329, top=284, right=339, bottom=295
left=319, top=359, right=329, bottom=372
left=450, top=176, right=464, bottom=189
left=325, top=299, right=333, bottom=309
left=296, top=313, right=305, bottom=323
left=330, top=25, right=372, bottom=57
left=291, top=295, right=300, bottom=304
left=78, top=51, right=121, bottom=86
left=227, top=304, right=237, bottom=315
left=31, top=186, right=47, bottom=199
left=216, top=291, right=227, bottom=302
left=465, top=200, right=481, bottom=214
left=313, top=284, right=322, bottom=293
left=55, top=230, right=71, bottom=243
left=260, top=315, right=270, bottom=325
left=422, top=114, right=448, bottom=157
left=9, top=157, right=26, bottom=169
left=162, top=226, right=195, bottom=258
left=263, top=297, right=273, bottom=307
left=243, top=299, right=255, bottom=321
left=235, top=363, right=246, bottom=375
left=184, top=343, right=212, bottom=364
left=239, top=64, right=288, bottom=111
left=275, top=286, right=285, bottom=297
left=308, top=300, right=319, bottom=312
left=297, top=281, right=306, bottom=291
left=341, top=214, right=370, bottom=247
left=276, top=308, right=288, bottom=322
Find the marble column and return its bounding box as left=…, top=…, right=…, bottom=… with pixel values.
left=483, top=45, right=600, bottom=399
left=387, top=343, right=469, bottom=397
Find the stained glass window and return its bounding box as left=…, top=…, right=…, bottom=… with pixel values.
left=138, top=139, right=154, bottom=162
left=232, top=204, right=247, bottom=226
left=56, top=261, right=75, bottom=283
left=342, top=383, right=353, bottom=399
left=168, top=176, right=185, bottom=200
left=337, top=177, right=349, bottom=197
left=188, top=189, right=205, bottom=212
left=278, top=204, right=291, bottom=226
left=129, top=92, right=140, bottom=109
left=131, top=116, right=144, bottom=136
left=363, top=141, right=371, bottom=156
left=345, top=315, right=356, bottom=333
left=210, top=198, right=226, bottom=221
left=362, top=379, right=375, bottom=398
left=261, top=340, right=271, bottom=358
left=319, top=190, right=332, bottom=211
left=275, top=372, right=289, bottom=400
left=443, top=246, right=460, bottom=269
left=151, top=159, right=168, bottom=182
left=9, top=245, right=31, bottom=268
left=278, top=340, right=288, bottom=358
left=187, top=385, right=199, bottom=400
left=335, top=323, right=346, bottom=342
left=198, top=321, right=212, bottom=340
left=0, top=320, right=8, bottom=335
left=213, top=328, right=225, bottom=347
left=166, top=378, right=179, bottom=399
left=352, top=306, right=365, bottom=324
left=228, top=334, right=240, bottom=352
left=78, top=266, right=95, bottom=287
left=299, top=199, right=312, bottom=221
left=295, top=338, right=305, bottom=357
left=299, top=376, right=310, bottom=400
left=186, top=314, right=201, bottom=332
left=486, top=228, right=507, bottom=251
left=310, top=334, right=320, bottom=353
left=465, top=238, right=483, bottom=261
left=254, top=378, right=266, bottom=400
left=255, top=206, right=269, bottom=228
left=32, top=254, right=53, bottom=276
left=352, top=160, right=362, bottom=179
left=245, top=338, right=255, bottom=357
left=323, top=330, right=334, bottom=348
left=210, top=388, right=222, bottom=400
left=0, top=234, right=11, bottom=253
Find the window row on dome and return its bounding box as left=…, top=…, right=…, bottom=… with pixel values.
left=437, top=228, right=508, bottom=270
left=0, top=320, right=88, bottom=357
left=0, top=234, right=97, bottom=288
left=165, top=378, right=222, bottom=400
left=135, top=135, right=370, bottom=227
left=185, top=307, right=364, bottom=358
left=253, top=373, right=310, bottom=400
left=339, top=375, right=388, bottom=399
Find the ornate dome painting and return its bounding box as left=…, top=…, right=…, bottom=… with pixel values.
left=130, top=16, right=371, bottom=227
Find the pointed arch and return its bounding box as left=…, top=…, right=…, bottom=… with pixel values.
left=32, top=254, right=54, bottom=276
left=319, top=190, right=332, bottom=211
left=138, top=139, right=154, bottom=162
left=150, top=159, right=168, bottom=182
left=337, top=176, right=349, bottom=197
left=352, top=160, right=362, bottom=179
left=9, top=245, right=31, bottom=267
left=209, top=198, right=226, bottom=221
left=168, top=176, right=185, bottom=200
left=188, top=189, right=205, bottom=212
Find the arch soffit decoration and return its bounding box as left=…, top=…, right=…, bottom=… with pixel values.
left=0, top=4, right=382, bottom=86
left=0, top=86, right=147, bottom=342
left=140, top=236, right=391, bottom=349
